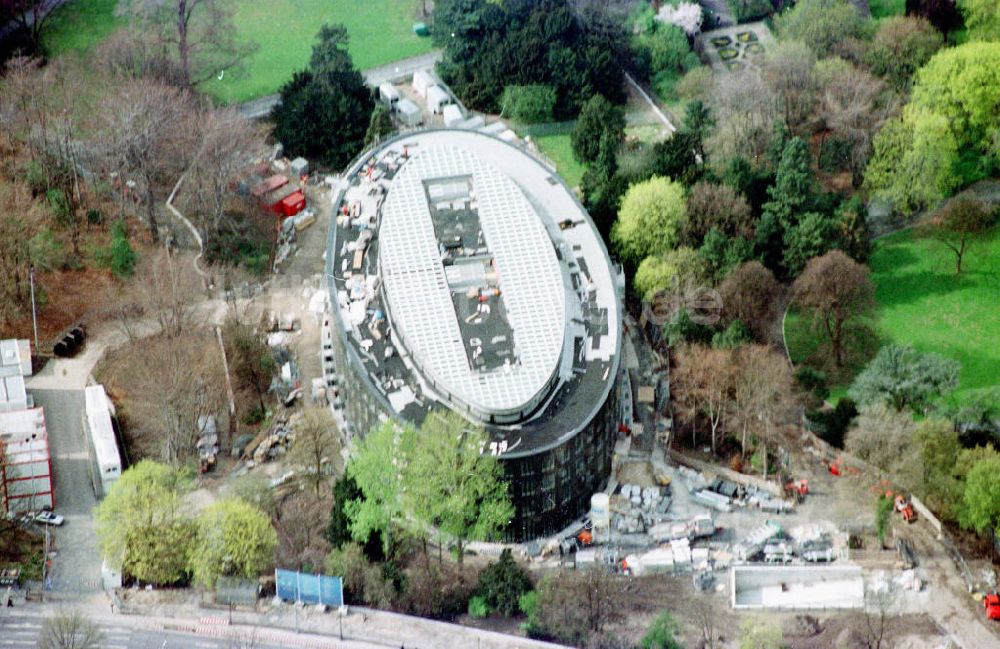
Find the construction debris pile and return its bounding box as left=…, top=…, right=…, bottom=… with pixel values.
left=246, top=411, right=303, bottom=467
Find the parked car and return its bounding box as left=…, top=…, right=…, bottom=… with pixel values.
left=34, top=511, right=64, bottom=526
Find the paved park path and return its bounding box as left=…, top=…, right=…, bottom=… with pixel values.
left=237, top=50, right=443, bottom=119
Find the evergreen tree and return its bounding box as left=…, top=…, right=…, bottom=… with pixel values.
left=271, top=24, right=374, bottom=168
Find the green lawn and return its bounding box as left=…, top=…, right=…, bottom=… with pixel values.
left=868, top=0, right=905, bottom=19
left=531, top=131, right=587, bottom=189
left=42, top=0, right=434, bottom=103
left=787, top=228, right=1000, bottom=405
left=43, top=0, right=125, bottom=56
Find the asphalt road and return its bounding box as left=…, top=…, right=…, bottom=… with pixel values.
left=30, top=389, right=102, bottom=594
left=0, top=613, right=306, bottom=649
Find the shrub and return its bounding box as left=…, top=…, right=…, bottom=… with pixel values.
left=398, top=556, right=475, bottom=619
left=501, top=85, right=556, bottom=124
left=519, top=590, right=541, bottom=635
left=468, top=595, right=490, bottom=618
left=94, top=220, right=137, bottom=278
left=476, top=549, right=531, bottom=617
left=807, top=398, right=858, bottom=448
left=325, top=543, right=371, bottom=604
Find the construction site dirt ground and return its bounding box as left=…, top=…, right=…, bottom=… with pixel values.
left=611, top=439, right=1000, bottom=648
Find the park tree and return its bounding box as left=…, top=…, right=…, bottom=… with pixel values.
left=288, top=407, right=342, bottom=497
left=37, top=610, right=103, bottom=649
left=93, top=461, right=194, bottom=585
left=959, top=457, right=1000, bottom=535
left=271, top=24, right=374, bottom=168
left=905, top=0, right=962, bottom=35
left=849, top=344, right=960, bottom=412
left=783, top=212, right=840, bottom=276
left=718, top=261, right=781, bottom=341
left=475, top=549, right=532, bottom=617
left=698, top=229, right=755, bottom=282
left=775, top=0, right=865, bottom=57
left=501, top=85, right=557, bottom=124
left=760, top=42, right=817, bottom=135
left=0, top=0, right=61, bottom=51
left=572, top=94, right=626, bottom=164
left=192, top=499, right=277, bottom=587
left=863, top=111, right=958, bottom=214
left=344, top=420, right=415, bottom=558
left=611, top=176, right=687, bottom=266
left=673, top=344, right=737, bottom=454
left=761, top=137, right=815, bottom=232
left=115, top=0, right=256, bottom=86
left=911, top=41, right=1000, bottom=151
left=866, top=16, right=943, bottom=90
left=326, top=474, right=363, bottom=549
left=957, top=0, right=1000, bottom=41
left=913, top=418, right=962, bottom=519
left=920, top=198, right=997, bottom=275
left=642, top=610, right=683, bottom=649
left=434, top=0, right=624, bottom=117
left=363, top=104, right=395, bottom=148
left=634, top=247, right=705, bottom=303
left=792, top=250, right=875, bottom=368
left=404, top=411, right=514, bottom=566
left=683, top=181, right=754, bottom=245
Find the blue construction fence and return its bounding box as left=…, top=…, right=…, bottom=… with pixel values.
left=274, top=569, right=343, bottom=607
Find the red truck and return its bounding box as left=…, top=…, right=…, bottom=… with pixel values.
left=252, top=174, right=306, bottom=217
left=985, top=593, right=1000, bottom=621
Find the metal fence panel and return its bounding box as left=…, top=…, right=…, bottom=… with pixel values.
left=274, top=569, right=343, bottom=607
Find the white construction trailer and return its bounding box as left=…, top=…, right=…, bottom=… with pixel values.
left=379, top=83, right=400, bottom=106
left=427, top=85, right=451, bottom=114
left=84, top=385, right=121, bottom=499
left=396, top=98, right=422, bottom=127
left=411, top=70, right=435, bottom=97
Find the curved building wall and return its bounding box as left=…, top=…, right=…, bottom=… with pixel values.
left=325, top=129, right=623, bottom=542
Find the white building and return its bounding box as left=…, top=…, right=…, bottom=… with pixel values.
left=0, top=407, right=52, bottom=513
left=0, top=339, right=32, bottom=413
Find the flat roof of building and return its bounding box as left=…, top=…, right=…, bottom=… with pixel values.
left=328, top=129, right=621, bottom=457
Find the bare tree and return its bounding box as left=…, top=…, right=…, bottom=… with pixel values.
left=91, top=28, right=186, bottom=85
left=288, top=408, right=342, bottom=497
left=95, top=78, right=194, bottom=239
left=38, top=609, right=103, bottom=649
left=707, top=69, right=778, bottom=167
left=862, top=587, right=898, bottom=649
left=273, top=490, right=331, bottom=573
left=535, top=570, right=625, bottom=645
left=115, top=0, right=257, bottom=86
left=112, top=330, right=225, bottom=462
left=0, top=179, right=46, bottom=329
left=793, top=250, right=875, bottom=368
left=761, top=41, right=817, bottom=135
left=176, top=105, right=269, bottom=253
left=732, top=345, right=797, bottom=477
left=815, top=59, right=898, bottom=181
left=692, top=594, right=720, bottom=649
left=673, top=344, right=737, bottom=455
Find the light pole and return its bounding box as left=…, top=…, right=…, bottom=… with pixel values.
left=29, top=265, right=39, bottom=356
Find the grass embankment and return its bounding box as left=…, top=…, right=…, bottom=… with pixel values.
left=43, top=0, right=434, bottom=103
left=787, top=227, right=1000, bottom=405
